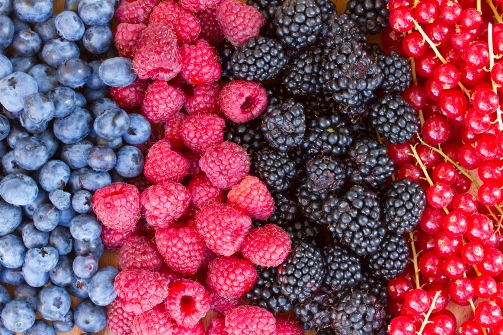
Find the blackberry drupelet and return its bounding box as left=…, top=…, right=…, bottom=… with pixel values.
left=327, top=185, right=386, bottom=256
left=315, top=0, right=337, bottom=23
left=357, top=270, right=390, bottom=308
left=346, top=137, right=394, bottom=189
left=252, top=147, right=297, bottom=192
left=268, top=192, right=300, bottom=226
left=247, top=0, right=280, bottom=36
left=285, top=220, right=323, bottom=246
left=334, top=101, right=369, bottom=126
left=217, top=40, right=236, bottom=80
left=245, top=266, right=293, bottom=313
left=225, top=118, right=265, bottom=155
left=366, top=42, right=385, bottom=57
left=319, top=13, right=366, bottom=49
left=306, top=155, right=345, bottom=192
left=282, top=46, right=327, bottom=97
left=366, top=233, right=409, bottom=281
left=302, top=112, right=353, bottom=157
left=304, top=96, right=336, bottom=121
left=384, top=178, right=426, bottom=234
left=231, top=37, right=288, bottom=81
left=345, top=0, right=390, bottom=34
left=377, top=50, right=412, bottom=93
left=323, top=241, right=363, bottom=292
left=261, top=98, right=306, bottom=152
left=294, top=290, right=341, bottom=331
left=297, top=183, right=340, bottom=226
left=273, top=0, right=322, bottom=51
left=276, top=240, right=326, bottom=303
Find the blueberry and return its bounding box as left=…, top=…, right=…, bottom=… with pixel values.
left=0, top=200, right=21, bottom=236
left=39, top=160, right=70, bottom=192
left=88, top=266, right=117, bottom=306
left=94, top=108, right=130, bottom=141
left=48, top=226, right=72, bottom=256
left=27, top=64, right=58, bottom=94
left=69, top=214, right=101, bottom=242
left=98, top=57, right=136, bottom=87
left=13, top=137, right=49, bottom=171
left=12, top=29, right=41, bottom=56
left=0, top=267, right=23, bottom=285
left=41, top=38, right=79, bottom=69
left=13, top=0, right=54, bottom=23
left=33, top=16, right=57, bottom=42
left=0, top=54, right=11, bottom=79
left=2, top=152, right=26, bottom=175
left=58, top=206, right=75, bottom=228
left=78, top=0, right=114, bottom=25
left=22, top=320, right=56, bottom=335
left=0, top=284, right=10, bottom=310
left=0, top=142, right=6, bottom=159
left=47, top=86, right=76, bottom=118
left=89, top=97, right=116, bottom=118
left=72, top=254, right=98, bottom=279
left=22, top=92, right=55, bottom=125
left=33, top=129, right=59, bottom=158
left=22, top=223, right=49, bottom=248
left=25, top=246, right=59, bottom=272
left=0, top=173, right=38, bottom=206
left=0, top=115, right=9, bottom=141
left=115, top=145, right=145, bottom=178
left=0, top=0, right=12, bottom=15
left=94, top=137, right=123, bottom=154
left=9, top=54, right=36, bottom=73
left=74, top=91, right=86, bottom=107
left=33, top=203, right=60, bottom=232
left=85, top=60, right=106, bottom=90
left=54, top=11, right=84, bottom=42
left=74, top=299, right=106, bottom=333
left=1, top=300, right=35, bottom=332
left=36, top=285, right=71, bottom=321
left=123, top=113, right=151, bottom=145
left=64, top=0, right=81, bottom=11
left=87, top=146, right=116, bottom=172
left=82, top=25, right=112, bottom=55
left=0, top=72, right=38, bottom=112
left=73, top=237, right=103, bottom=259
left=56, top=58, right=91, bottom=89
left=61, top=140, right=92, bottom=169
left=19, top=115, right=48, bottom=134
left=0, top=319, right=12, bottom=335
left=53, top=107, right=92, bottom=144
left=67, top=276, right=88, bottom=299
left=9, top=14, right=28, bottom=33
left=71, top=190, right=92, bottom=214
left=52, top=309, right=74, bottom=333
left=49, top=190, right=71, bottom=210
left=13, top=284, right=38, bottom=310
left=22, top=263, right=49, bottom=287
left=0, top=234, right=24, bottom=268
left=49, top=255, right=73, bottom=286
left=0, top=15, right=13, bottom=49
left=68, top=167, right=111, bottom=192
left=83, top=85, right=109, bottom=102
left=21, top=189, right=47, bottom=218
left=110, top=169, right=125, bottom=183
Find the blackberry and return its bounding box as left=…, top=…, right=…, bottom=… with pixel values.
left=276, top=240, right=326, bottom=303
left=267, top=192, right=300, bottom=226
left=285, top=220, right=323, bottom=247
left=245, top=266, right=293, bottom=313
left=327, top=185, right=386, bottom=256
left=302, top=112, right=353, bottom=157
left=334, top=102, right=369, bottom=125
left=319, top=13, right=366, bottom=49
left=261, top=98, right=306, bottom=152
left=252, top=147, right=297, bottom=192
left=225, top=118, right=265, bottom=156
left=345, top=0, right=390, bottom=34
left=346, top=137, right=394, bottom=189
left=247, top=0, right=280, bottom=36
left=323, top=241, right=363, bottom=292
left=304, top=96, right=336, bottom=120
left=273, top=0, right=322, bottom=51
left=357, top=270, right=390, bottom=308
left=384, top=178, right=426, bottom=234
left=297, top=183, right=339, bottom=226
left=306, top=155, right=345, bottom=192
left=377, top=50, right=412, bottom=94
left=315, top=0, right=337, bottom=23
left=317, top=328, right=336, bottom=335
left=367, top=42, right=385, bottom=57
left=366, top=233, right=409, bottom=281
left=294, top=290, right=341, bottom=331
left=231, top=37, right=288, bottom=81
left=217, top=40, right=236, bottom=80
left=282, top=46, right=327, bottom=97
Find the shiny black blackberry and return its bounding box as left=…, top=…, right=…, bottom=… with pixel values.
left=252, top=147, right=297, bottom=192
left=328, top=185, right=386, bottom=256
left=377, top=50, right=412, bottom=93
left=268, top=192, right=300, bottom=226
left=304, top=96, right=336, bottom=121
left=218, top=40, right=236, bottom=80
left=323, top=241, right=363, bottom=292
left=231, top=37, right=288, bottom=81
left=302, top=112, right=353, bottom=157
left=262, top=98, right=306, bottom=152
left=370, top=94, right=418, bottom=145
left=346, top=137, right=394, bottom=189
left=285, top=220, right=322, bottom=246
left=247, top=0, right=280, bottom=36
left=315, top=0, right=337, bottom=23
left=334, top=102, right=369, bottom=125
left=319, top=13, right=366, bottom=49
left=317, top=328, right=336, bottom=335
left=306, top=155, right=346, bottom=192
left=246, top=266, right=293, bottom=313
left=297, top=183, right=340, bottom=226
left=282, top=46, right=327, bottom=97
left=357, top=270, right=390, bottom=308
left=225, top=118, right=265, bottom=155
left=294, top=290, right=341, bottom=331
left=384, top=178, right=426, bottom=234
left=366, top=233, right=409, bottom=281
left=345, top=0, right=390, bottom=34
left=276, top=240, right=326, bottom=303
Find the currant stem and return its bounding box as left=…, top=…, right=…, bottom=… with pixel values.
left=409, top=57, right=425, bottom=125
left=488, top=23, right=503, bottom=131
left=477, top=0, right=482, bottom=12
left=416, top=291, right=441, bottom=335
left=409, top=231, right=422, bottom=289
left=487, top=0, right=503, bottom=23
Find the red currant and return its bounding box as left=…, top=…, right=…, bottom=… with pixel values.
left=416, top=144, right=441, bottom=168
left=402, top=85, right=428, bottom=110
left=398, top=164, right=422, bottom=182
left=416, top=51, right=442, bottom=78
left=459, top=319, right=483, bottom=335
left=425, top=78, right=446, bottom=101
left=460, top=64, right=486, bottom=86
left=422, top=115, right=451, bottom=145
left=491, top=283, right=503, bottom=308
left=453, top=173, right=471, bottom=193
left=429, top=314, right=455, bottom=335
left=472, top=88, right=499, bottom=114
left=474, top=301, right=502, bottom=328
left=388, top=277, right=414, bottom=302
left=477, top=159, right=502, bottom=183
left=439, top=89, right=468, bottom=119
left=389, top=316, right=416, bottom=335
left=449, top=277, right=474, bottom=302
left=443, top=211, right=468, bottom=236
left=420, top=207, right=445, bottom=234
left=414, top=0, right=439, bottom=23
left=419, top=250, right=443, bottom=277
left=475, top=134, right=497, bottom=160
left=434, top=63, right=460, bottom=89
left=439, top=0, right=462, bottom=23
left=402, top=32, right=428, bottom=58
left=478, top=181, right=503, bottom=206
left=382, top=27, right=406, bottom=49
left=459, top=8, right=482, bottom=30
left=390, top=7, right=414, bottom=32
left=452, top=193, right=478, bottom=215
left=427, top=183, right=454, bottom=208
left=478, top=247, right=503, bottom=276
left=425, top=18, right=454, bottom=46
left=442, top=255, right=466, bottom=278
left=458, top=143, right=482, bottom=170
left=464, top=109, right=491, bottom=134
left=451, top=29, right=475, bottom=50
left=463, top=41, right=490, bottom=69
left=491, top=61, right=503, bottom=86
left=420, top=232, right=437, bottom=252
left=434, top=232, right=462, bottom=257
left=404, top=289, right=431, bottom=314
left=473, top=274, right=497, bottom=298
left=425, top=284, right=449, bottom=312
left=462, top=241, right=485, bottom=264
left=389, top=298, right=404, bottom=317
left=466, top=213, right=494, bottom=244
left=388, top=143, right=413, bottom=165
left=432, top=162, right=457, bottom=185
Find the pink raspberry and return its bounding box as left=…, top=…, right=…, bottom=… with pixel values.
left=227, top=176, right=274, bottom=220
left=184, top=150, right=202, bottom=175
left=219, top=81, right=268, bottom=122
left=92, top=183, right=141, bottom=232
left=118, top=235, right=164, bottom=271
left=142, top=80, right=186, bottom=123
left=200, top=247, right=217, bottom=270
left=150, top=0, right=201, bottom=44
left=101, top=220, right=142, bottom=252
left=165, top=279, right=210, bottom=328
left=206, top=256, right=257, bottom=298
left=174, top=321, right=205, bottom=335
left=225, top=306, right=276, bottom=335
left=207, top=318, right=227, bottom=335
left=116, top=0, right=161, bottom=24
left=141, top=182, right=191, bottom=228
left=133, top=23, right=182, bottom=81
left=144, top=140, right=190, bottom=183
left=181, top=0, right=220, bottom=12
left=182, top=113, right=225, bottom=153
left=164, top=113, right=188, bottom=152
left=181, top=40, right=221, bottom=85
left=114, top=269, right=170, bottom=315
left=241, top=224, right=292, bottom=267
left=195, top=203, right=252, bottom=256
left=155, top=225, right=206, bottom=275
left=215, top=0, right=265, bottom=46
left=187, top=174, right=225, bottom=209
left=159, top=265, right=184, bottom=283
left=107, top=299, right=136, bottom=335
left=131, top=305, right=175, bottom=335
left=195, top=7, right=224, bottom=45
left=110, top=78, right=148, bottom=109
left=199, top=141, right=250, bottom=189
left=274, top=316, right=304, bottom=335
left=185, top=83, right=221, bottom=115
left=209, top=289, right=242, bottom=315
left=115, top=23, right=146, bottom=58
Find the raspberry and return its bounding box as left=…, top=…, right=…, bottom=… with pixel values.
left=274, top=316, right=303, bottom=335
left=165, top=279, right=210, bottom=328
left=133, top=23, right=182, bottom=81
left=101, top=220, right=142, bottom=252
left=187, top=174, right=225, bottom=209
left=209, top=290, right=242, bottom=315
left=199, top=141, right=250, bottom=189
left=142, top=81, right=186, bottom=123
left=143, top=140, right=190, bottom=183
left=216, top=0, right=266, bottom=46
left=181, top=113, right=225, bottom=153
left=118, top=235, right=164, bottom=271
left=181, top=40, right=222, bottom=85
left=159, top=265, right=184, bottom=283
left=219, top=81, right=268, bottom=123
left=185, top=150, right=202, bottom=175
left=195, top=7, right=224, bottom=45
left=141, top=182, right=191, bottom=228
left=174, top=321, right=205, bottom=335
left=131, top=305, right=175, bottom=335
left=116, top=0, right=162, bottom=24
left=155, top=225, right=206, bottom=275
left=200, top=247, right=217, bottom=270
left=195, top=203, right=253, bottom=256
left=92, top=182, right=141, bottom=232
left=114, top=269, right=170, bottom=315
left=185, top=83, right=221, bottom=115
left=110, top=78, right=148, bottom=109
left=225, top=306, right=276, bottom=335
left=241, top=224, right=292, bottom=267
left=135, top=126, right=164, bottom=155
left=227, top=175, right=274, bottom=220
left=115, top=23, right=146, bottom=58
left=207, top=318, right=227, bottom=335
left=206, top=256, right=258, bottom=298
left=181, top=0, right=220, bottom=12
left=150, top=0, right=202, bottom=44
left=164, top=113, right=188, bottom=152
left=107, top=299, right=136, bottom=335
